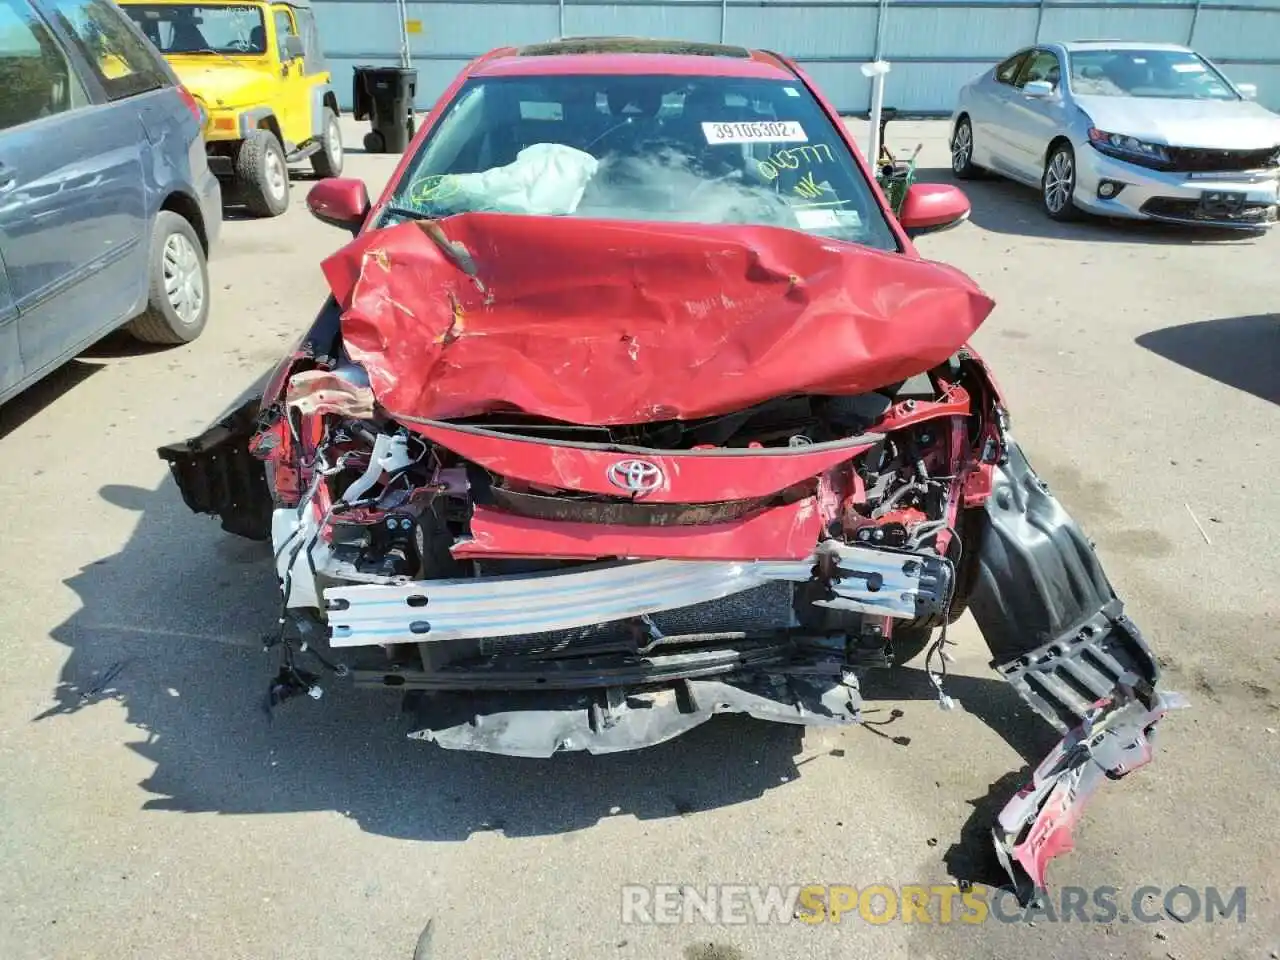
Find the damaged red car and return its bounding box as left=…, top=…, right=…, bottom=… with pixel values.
left=159, top=38, right=1182, bottom=897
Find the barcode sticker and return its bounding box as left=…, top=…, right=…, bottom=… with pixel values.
left=702, top=121, right=808, bottom=144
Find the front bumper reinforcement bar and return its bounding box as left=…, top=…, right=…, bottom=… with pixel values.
left=323, top=542, right=950, bottom=648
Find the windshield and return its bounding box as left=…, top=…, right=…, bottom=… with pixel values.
left=1068, top=49, right=1239, bottom=101
left=123, top=4, right=266, bottom=55
left=384, top=74, right=899, bottom=251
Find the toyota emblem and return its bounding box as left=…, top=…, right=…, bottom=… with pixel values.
left=607, top=458, right=665, bottom=495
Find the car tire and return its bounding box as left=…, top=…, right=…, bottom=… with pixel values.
left=126, top=211, right=210, bottom=345
left=1042, top=141, right=1080, bottom=221
left=951, top=116, right=979, bottom=180
left=889, top=625, right=934, bottom=666
left=237, top=127, right=290, bottom=217
left=310, top=107, right=343, bottom=178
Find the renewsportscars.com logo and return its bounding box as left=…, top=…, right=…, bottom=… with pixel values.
left=620, top=884, right=1248, bottom=926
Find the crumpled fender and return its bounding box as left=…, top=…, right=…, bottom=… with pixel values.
left=320, top=214, right=995, bottom=426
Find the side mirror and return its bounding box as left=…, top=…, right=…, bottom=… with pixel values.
left=1023, top=80, right=1055, bottom=98
left=283, top=34, right=304, bottom=60
left=898, top=183, right=971, bottom=237
left=1237, top=82, right=1258, bottom=100
left=307, top=178, right=370, bottom=232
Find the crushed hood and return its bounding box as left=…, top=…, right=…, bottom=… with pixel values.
left=320, top=214, right=995, bottom=426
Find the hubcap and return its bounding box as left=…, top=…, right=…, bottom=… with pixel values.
left=952, top=123, right=972, bottom=172
left=162, top=232, right=203, bottom=324
left=1045, top=150, right=1074, bottom=213
left=265, top=147, right=287, bottom=200
left=327, top=118, right=342, bottom=167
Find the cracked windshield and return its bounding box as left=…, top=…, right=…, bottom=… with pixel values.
left=385, top=74, right=899, bottom=250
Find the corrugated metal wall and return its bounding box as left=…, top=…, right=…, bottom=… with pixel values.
left=316, top=0, right=1280, bottom=115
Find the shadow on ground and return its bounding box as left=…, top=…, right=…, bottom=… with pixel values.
left=911, top=166, right=1269, bottom=245
left=36, top=474, right=1055, bottom=868
left=0, top=359, right=102, bottom=440
left=1136, top=313, right=1279, bottom=405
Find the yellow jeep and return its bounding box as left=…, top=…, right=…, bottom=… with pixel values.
left=120, top=0, right=343, bottom=217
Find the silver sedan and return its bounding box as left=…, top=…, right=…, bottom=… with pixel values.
left=948, top=41, right=1280, bottom=228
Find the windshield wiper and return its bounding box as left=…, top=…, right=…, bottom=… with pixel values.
left=188, top=46, right=247, bottom=68
left=381, top=205, right=437, bottom=223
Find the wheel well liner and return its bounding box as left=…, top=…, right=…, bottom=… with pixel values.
left=160, top=191, right=207, bottom=253
left=1045, top=135, right=1072, bottom=164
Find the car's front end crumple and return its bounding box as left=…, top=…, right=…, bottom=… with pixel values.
left=157, top=208, right=1183, bottom=895
left=155, top=44, right=1186, bottom=898
left=1071, top=134, right=1280, bottom=227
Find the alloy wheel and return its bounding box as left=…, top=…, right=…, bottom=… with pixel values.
left=1044, top=149, right=1074, bottom=214
left=952, top=122, right=972, bottom=174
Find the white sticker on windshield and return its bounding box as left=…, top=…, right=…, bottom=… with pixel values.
left=783, top=86, right=801, bottom=97
left=794, top=208, right=840, bottom=229
left=1172, top=62, right=1206, bottom=73
left=702, top=121, right=808, bottom=144
left=520, top=101, right=563, bottom=120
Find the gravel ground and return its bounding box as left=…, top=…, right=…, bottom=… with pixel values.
left=0, top=117, right=1277, bottom=960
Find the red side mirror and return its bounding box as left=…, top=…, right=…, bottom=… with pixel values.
left=898, top=183, right=971, bottom=237
left=307, top=178, right=371, bottom=233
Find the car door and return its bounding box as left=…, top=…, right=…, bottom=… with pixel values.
left=0, top=247, right=19, bottom=397
left=0, top=0, right=168, bottom=380
left=270, top=5, right=308, bottom=148
left=0, top=0, right=121, bottom=381
left=970, top=49, right=1031, bottom=175
left=1003, top=48, right=1069, bottom=180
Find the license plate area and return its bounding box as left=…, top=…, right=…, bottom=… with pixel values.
left=1199, top=190, right=1247, bottom=216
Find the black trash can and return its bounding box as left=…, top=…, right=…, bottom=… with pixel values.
left=352, top=65, right=418, bottom=154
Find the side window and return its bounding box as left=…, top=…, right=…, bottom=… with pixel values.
left=45, top=0, right=167, bottom=100
left=1018, top=50, right=1062, bottom=89
left=273, top=8, right=295, bottom=61
left=0, top=0, right=88, bottom=131
left=995, top=52, right=1028, bottom=86
left=292, top=7, right=323, bottom=72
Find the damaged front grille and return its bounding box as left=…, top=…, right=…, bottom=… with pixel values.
left=1166, top=144, right=1279, bottom=173
left=478, top=580, right=798, bottom=656
left=1141, top=196, right=1277, bottom=224
left=489, top=484, right=775, bottom=527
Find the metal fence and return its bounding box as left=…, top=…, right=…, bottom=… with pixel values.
left=314, top=0, right=1280, bottom=114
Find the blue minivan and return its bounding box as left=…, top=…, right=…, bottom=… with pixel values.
left=0, top=0, right=222, bottom=405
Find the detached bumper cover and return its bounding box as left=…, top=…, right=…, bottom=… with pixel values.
left=969, top=437, right=1185, bottom=896
left=994, top=684, right=1189, bottom=900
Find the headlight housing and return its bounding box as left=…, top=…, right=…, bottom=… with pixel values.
left=1087, top=128, right=1171, bottom=167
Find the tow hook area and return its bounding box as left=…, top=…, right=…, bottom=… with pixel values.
left=262, top=609, right=349, bottom=714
